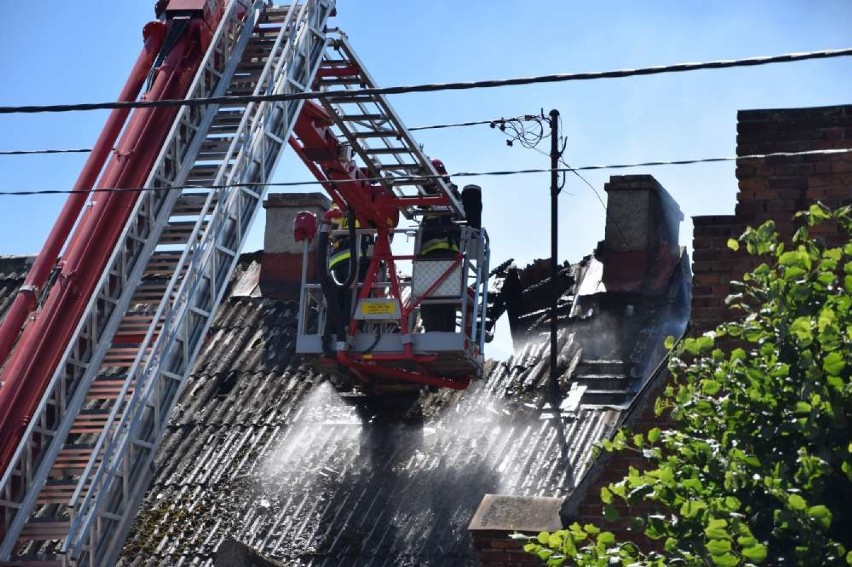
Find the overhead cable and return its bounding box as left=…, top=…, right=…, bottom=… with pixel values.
left=408, top=119, right=499, bottom=131
left=0, top=148, right=92, bottom=156
left=0, top=116, right=520, bottom=157
left=0, top=47, right=850, bottom=115
left=0, top=148, right=848, bottom=197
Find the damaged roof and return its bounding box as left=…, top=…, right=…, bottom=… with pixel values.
left=116, top=244, right=689, bottom=566
left=0, top=255, right=34, bottom=319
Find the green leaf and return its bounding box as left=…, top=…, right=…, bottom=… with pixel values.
left=807, top=203, right=831, bottom=223
left=779, top=249, right=812, bottom=271
left=710, top=551, right=740, bottom=566
left=741, top=543, right=768, bottom=563
left=727, top=238, right=740, bottom=251
left=600, top=486, right=613, bottom=504
left=737, top=536, right=757, bottom=548
left=537, top=531, right=549, bottom=544
left=823, top=351, right=846, bottom=376
left=705, top=519, right=731, bottom=541
left=696, top=335, right=715, bottom=352
left=647, top=427, right=661, bottom=443
left=703, top=379, right=722, bottom=395
left=547, top=533, right=563, bottom=549
left=603, top=504, right=620, bottom=522
left=794, top=401, right=812, bottom=415
left=680, top=500, right=706, bottom=518
left=788, top=493, right=807, bottom=511
left=807, top=505, right=832, bottom=529
left=724, top=496, right=741, bottom=511
left=707, top=539, right=732, bottom=555
left=789, top=317, right=814, bottom=347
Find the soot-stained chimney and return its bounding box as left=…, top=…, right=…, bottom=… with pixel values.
left=259, top=192, right=330, bottom=299
left=600, top=175, right=683, bottom=294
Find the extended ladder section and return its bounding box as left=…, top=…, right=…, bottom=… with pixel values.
left=294, top=33, right=490, bottom=390
left=0, top=2, right=333, bottom=565
left=317, top=32, right=466, bottom=219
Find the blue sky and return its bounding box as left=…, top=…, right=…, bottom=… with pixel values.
left=1, top=1, right=850, bottom=356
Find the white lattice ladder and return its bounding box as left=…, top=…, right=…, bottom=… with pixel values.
left=316, top=32, right=465, bottom=219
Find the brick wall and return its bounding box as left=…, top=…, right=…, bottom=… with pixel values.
left=692, top=104, right=852, bottom=333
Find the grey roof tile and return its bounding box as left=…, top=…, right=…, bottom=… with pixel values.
left=0, top=255, right=35, bottom=320
left=0, top=249, right=685, bottom=566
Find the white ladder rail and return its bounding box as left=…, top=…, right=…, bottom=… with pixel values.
left=64, top=3, right=334, bottom=565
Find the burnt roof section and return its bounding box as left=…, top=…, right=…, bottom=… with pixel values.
left=117, top=240, right=689, bottom=565
left=0, top=256, right=35, bottom=322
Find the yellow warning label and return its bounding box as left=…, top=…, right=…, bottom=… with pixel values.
left=360, top=300, right=398, bottom=316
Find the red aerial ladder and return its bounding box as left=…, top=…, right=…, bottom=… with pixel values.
left=290, top=38, right=490, bottom=394
left=0, top=1, right=488, bottom=565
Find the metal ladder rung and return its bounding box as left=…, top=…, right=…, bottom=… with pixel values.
left=18, top=520, right=71, bottom=541
left=68, top=410, right=114, bottom=436
left=189, top=306, right=211, bottom=318
left=86, top=379, right=133, bottom=401
left=317, top=77, right=365, bottom=86
left=173, top=193, right=216, bottom=216
left=211, top=112, right=245, bottom=126
left=352, top=130, right=402, bottom=139
left=337, top=113, right=387, bottom=122
left=378, top=163, right=423, bottom=171
left=199, top=137, right=234, bottom=153
left=102, top=346, right=151, bottom=367
left=132, top=281, right=171, bottom=302
left=263, top=10, right=292, bottom=24
left=145, top=253, right=185, bottom=275
left=228, top=85, right=259, bottom=96
left=54, top=445, right=96, bottom=471
left=188, top=164, right=221, bottom=178
left=324, top=93, right=381, bottom=104
left=160, top=221, right=203, bottom=245
left=363, top=147, right=412, bottom=155
left=37, top=480, right=80, bottom=504
left=116, top=313, right=157, bottom=331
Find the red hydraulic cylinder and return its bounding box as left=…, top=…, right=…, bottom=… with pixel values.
left=0, top=22, right=165, bottom=370
left=0, top=16, right=210, bottom=475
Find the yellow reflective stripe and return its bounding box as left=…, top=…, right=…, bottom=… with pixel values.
left=420, top=240, right=459, bottom=256
left=328, top=250, right=352, bottom=269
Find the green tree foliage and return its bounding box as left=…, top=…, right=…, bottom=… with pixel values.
left=521, top=204, right=852, bottom=566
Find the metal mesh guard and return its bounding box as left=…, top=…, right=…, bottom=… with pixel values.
left=412, top=259, right=463, bottom=298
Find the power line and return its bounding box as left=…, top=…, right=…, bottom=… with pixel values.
left=0, top=148, right=848, bottom=197
left=0, top=148, right=92, bottom=156
left=1, top=48, right=850, bottom=115
left=0, top=116, right=515, bottom=157
left=408, top=118, right=499, bottom=131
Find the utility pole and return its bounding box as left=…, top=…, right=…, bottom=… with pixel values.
left=548, top=109, right=560, bottom=398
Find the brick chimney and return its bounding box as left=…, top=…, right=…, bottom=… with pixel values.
left=259, top=192, right=330, bottom=299
left=600, top=175, right=683, bottom=294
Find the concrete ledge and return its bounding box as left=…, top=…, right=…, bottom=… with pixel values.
left=469, top=494, right=563, bottom=533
